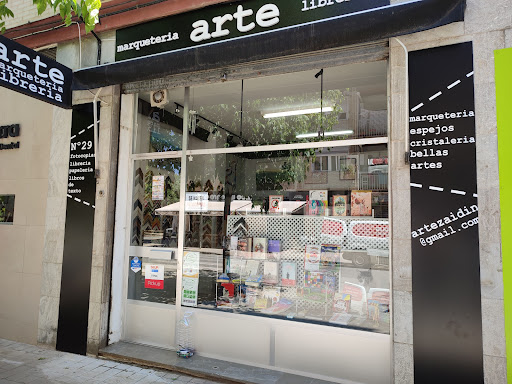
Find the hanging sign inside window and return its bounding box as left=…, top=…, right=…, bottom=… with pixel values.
left=0, top=35, right=72, bottom=108
left=115, top=0, right=389, bottom=62
left=152, top=175, right=165, bottom=201
left=185, top=192, right=209, bottom=212
left=145, top=264, right=165, bottom=290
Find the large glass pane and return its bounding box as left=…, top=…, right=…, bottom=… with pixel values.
left=186, top=61, right=387, bottom=150
left=130, top=159, right=181, bottom=248
left=180, top=146, right=390, bottom=334
left=127, top=254, right=177, bottom=305
left=128, top=158, right=181, bottom=305
left=133, top=88, right=185, bottom=154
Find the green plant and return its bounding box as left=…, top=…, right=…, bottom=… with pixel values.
left=0, top=0, right=101, bottom=33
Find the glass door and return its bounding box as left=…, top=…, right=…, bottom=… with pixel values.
left=123, top=88, right=185, bottom=349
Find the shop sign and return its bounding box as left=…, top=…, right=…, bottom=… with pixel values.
left=0, top=124, right=20, bottom=151
left=0, top=35, right=72, bottom=109
left=182, top=251, right=200, bottom=307
left=185, top=192, right=209, bottom=212
left=409, top=42, right=483, bottom=383
left=115, top=0, right=389, bottom=62
left=145, top=264, right=165, bottom=290
left=57, top=104, right=97, bottom=355
left=152, top=175, right=165, bottom=201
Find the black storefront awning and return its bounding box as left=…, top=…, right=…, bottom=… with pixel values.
left=73, top=0, right=465, bottom=90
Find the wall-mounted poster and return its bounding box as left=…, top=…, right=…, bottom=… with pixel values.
left=332, top=195, right=348, bottom=216
left=339, top=157, right=357, bottom=180
left=152, top=176, right=165, bottom=201
left=350, top=191, right=372, bottom=216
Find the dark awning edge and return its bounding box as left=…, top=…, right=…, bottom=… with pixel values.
left=72, top=0, right=466, bottom=91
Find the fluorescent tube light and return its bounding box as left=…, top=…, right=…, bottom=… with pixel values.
left=296, top=130, right=353, bottom=139
left=295, top=132, right=318, bottom=139
left=264, top=107, right=333, bottom=119
left=324, top=130, right=354, bottom=137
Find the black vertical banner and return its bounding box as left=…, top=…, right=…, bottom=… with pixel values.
left=409, top=43, right=484, bottom=383
left=57, top=104, right=97, bottom=355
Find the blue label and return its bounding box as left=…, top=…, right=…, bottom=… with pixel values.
left=131, top=257, right=142, bottom=273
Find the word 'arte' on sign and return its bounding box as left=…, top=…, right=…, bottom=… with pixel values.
left=118, top=0, right=360, bottom=53
left=0, top=43, right=65, bottom=102
left=190, top=4, right=280, bottom=43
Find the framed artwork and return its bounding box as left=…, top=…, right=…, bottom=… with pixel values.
left=339, top=157, right=357, bottom=180
left=332, top=195, right=348, bottom=216
left=350, top=190, right=372, bottom=216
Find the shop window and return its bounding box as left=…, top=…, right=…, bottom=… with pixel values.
left=134, top=61, right=387, bottom=153
left=133, top=88, right=185, bottom=154
left=127, top=159, right=181, bottom=305
left=179, top=146, right=390, bottom=333
left=0, top=195, right=15, bottom=224
left=186, top=63, right=387, bottom=150
left=125, top=59, right=389, bottom=332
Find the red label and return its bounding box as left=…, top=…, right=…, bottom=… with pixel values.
left=145, top=279, right=164, bottom=290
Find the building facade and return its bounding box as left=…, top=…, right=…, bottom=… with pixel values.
left=0, top=0, right=510, bottom=383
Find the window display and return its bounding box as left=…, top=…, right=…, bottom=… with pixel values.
left=163, top=147, right=390, bottom=333
left=127, top=159, right=181, bottom=304
left=127, top=60, right=389, bottom=334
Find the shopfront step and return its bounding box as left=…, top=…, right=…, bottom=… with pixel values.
left=99, top=341, right=337, bottom=384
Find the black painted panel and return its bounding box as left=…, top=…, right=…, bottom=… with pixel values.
left=409, top=42, right=484, bottom=384
left=56, top=104, right=97, bottom=355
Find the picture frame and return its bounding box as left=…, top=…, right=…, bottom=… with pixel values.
left=339, top=157, right=357, bottom=180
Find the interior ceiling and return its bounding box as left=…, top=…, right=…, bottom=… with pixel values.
left=143, top=60, right=386, bottom=109
left=140, top=60, right=388, bottom=142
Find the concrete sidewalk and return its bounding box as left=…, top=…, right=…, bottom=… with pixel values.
left=0, top=339, right=221, bottom=384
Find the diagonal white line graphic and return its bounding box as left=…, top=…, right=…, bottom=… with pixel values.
left=429, top=91, right=442, bottom=101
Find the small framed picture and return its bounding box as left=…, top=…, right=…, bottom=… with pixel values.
left=339, top=157, right=357, bottom=180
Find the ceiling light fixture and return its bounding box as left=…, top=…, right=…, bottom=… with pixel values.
left=296, top=130, right=353, bottom=139
left=264, top=107, right=333, bottom=119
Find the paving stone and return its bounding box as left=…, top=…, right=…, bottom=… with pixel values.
left=0, top=339, right=221, bottom=384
